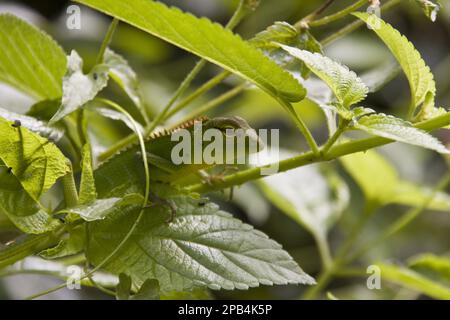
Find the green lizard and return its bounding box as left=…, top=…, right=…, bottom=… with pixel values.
left=94, top=116, right=263, bottom=201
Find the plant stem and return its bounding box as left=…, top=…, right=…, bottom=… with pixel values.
left=314, top=233, right=333, bottom=271
left=95, top=18, right=119, bottom=65
left=164, top=71, right=231, bottom=120
left=321, top=119, right=350, bottom=155
left=295, top=0, right=336, bottom=28
left=172, top=83, right=248, bottom=127
left=187, top=112, right=450, bottom=193
left=320, top=0, right=403, bottom=46
left=308, top=0, right=368, bottom=28
left=278, top=99, right=320, bottom=155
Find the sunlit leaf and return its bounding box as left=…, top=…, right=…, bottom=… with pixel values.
left=74, top=0, right=305, bottom=102
left=0, top=14, right=66, bottom=100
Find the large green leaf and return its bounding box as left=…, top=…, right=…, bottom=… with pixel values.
left=379, top=263, right=450, bottom=300
left=354, top=13, right=436, bottom=117
left=354, top=114, right=449, bottom=154
left=0, top=14, right=66, bottom=100
left=279, top=45, right=368, bottom=108
left=87, top=195, right=314, bottom=292
left=0, top=166, right=60, bottom=234
left=0, top=116, right=70, bottom=202
left=74, top=0, right=305, bottom=102
left=50, top=51, right=109, bottom=123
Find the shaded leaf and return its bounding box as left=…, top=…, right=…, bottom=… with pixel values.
left=0, top=166, right=60, bottom=234
left=131, top=279, right=160, bottom=300
left=40, top=226, right=85, bottom=259
left=87, top=195, right=315, bottom=292
left=0, top=14, right=66, bottom=100
left=74, top=0, right=305, bottom=102
left=116, top=273, right=132, bottom=300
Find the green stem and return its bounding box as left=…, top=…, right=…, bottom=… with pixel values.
left=187, top=112, right=450, bottom=193
left=278, top=99, right=320, bottom=155
left=295, top=0, right=336, bottom=28
left=308, top=0, right=368, bottom=28
left=314, top=233, right=333, bottom=271
left=321, top=0, right=403, bottom=47
left=172, top=82, right=248, bottom=127
left=164, top=71, right=231, bottom=120
left=321, top=119, right=350, bottom=155
left=95, top=18, right=119, bottom=65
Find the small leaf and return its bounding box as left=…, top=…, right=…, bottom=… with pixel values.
left=354, top=113, right=449, bottom=154
left=87, top=195, right=315, bottom=292
left=0, top=116, right=70, bottom=202
left=79, top=143, right=97, bottom=205
left=414, top=0, right=441, bottom=22
left=0, top=14, right=67, bottom=100
left=279, top=45, right=368, bottom=108
left=91, top=105, right=144, bottom=133
left=74, top=0, right=305, bottom=102
left=0, top=107, right=63, bottom=141
left=50, top=50, right=109, bottom=123
left=0, top=166, right=60, bottom=234
left=379, top=262, right=450, bottom=300
left=103, top=49, right=146, bottom=118
left=354, top=13, right=436, bottom=117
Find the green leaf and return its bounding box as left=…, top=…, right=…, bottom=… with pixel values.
left=354, top=13, right=436, bottom=117
left=340, top=149, right=398, bottom=204
left=40, top=226, right=85, bottom=259
left=0, top=14, right=66, bottom=100
left=91, top=105, right=144, bottom=133
left=341, top=150, right=450, bottom=209
left=251, top=21, right=322, bottom=78
left=0, top=107, right=63, bottom=141
left=408, top=254, right=450, bottom=283
left=87, top=195, right=314, bottom=292
left=279, top=45, right=368, bottom=108
left=49, top=50, right=109, bottom=123
left=414, top=0, right=441, bottom=22
left=388, top=182, right=450, bottom=212
left=74, top=0, right=305, bottom=102
left=79, top=143, right=97, bottom=205
left=258, top=152, right=349, bottom=241
left=379, top=263, right=450, bottom=300
left=0, top=166, right=60, bottom=234
left=103, top=49, right=146, bottom=116
left=0, top=116, right=70, bottom=202
left=354, top=113, right=449, bottom=154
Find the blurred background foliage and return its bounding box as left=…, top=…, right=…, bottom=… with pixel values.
left=0, top=0, right=449, bottom=299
